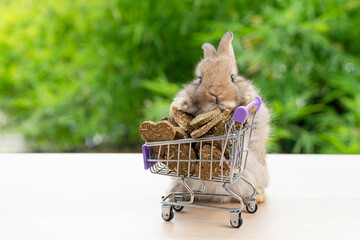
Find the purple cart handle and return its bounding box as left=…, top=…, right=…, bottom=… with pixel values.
left=142, top=144, right=155, bottom=170
left=232, top=96, right=262, bottom=123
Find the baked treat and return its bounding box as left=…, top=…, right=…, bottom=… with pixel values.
left=168, top=116, right=179, bottom=127
left=174, top=127, right=188, bottom=139
left=140, top=120, right=176, bottom=142
left=190, top=109, right=229, bottom=138
left=161, top=144, right=197, bottom=175
left=140, top=108, right=237, bottom=178
left=195, top=135, right=220, bottom=150
left=190, top=108, right=221, bottom=128
left=195, top=135, right=230, bottom=160
left=140, top=120, right=177, bottom=157
left=160, top=117, right=170, bottom=122
left=207, top=108, right=232, bottom=135
left=170, top=109, right=193, bottom=133
left=193, top=144, right=230, bottom=180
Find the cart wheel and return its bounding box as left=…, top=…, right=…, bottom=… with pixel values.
left=173, top=205, right=184, bottom=212
left=229, top=211, right=243, bottom=228
left=246, top=202, right=258, bottom=214
left=230, top=216, right=243, bottom=228
left=161, top=207, right=174, bottom=221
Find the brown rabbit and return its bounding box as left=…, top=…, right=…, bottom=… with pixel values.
left=168, top=31, right=271, bottom=202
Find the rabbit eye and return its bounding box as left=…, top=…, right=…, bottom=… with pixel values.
left=197, top=76, right=202, bottom=84
left=231, top=74, right=235, bottom=82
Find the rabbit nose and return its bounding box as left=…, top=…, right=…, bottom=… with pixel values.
left=209, top=91, right=222, bottom=104
left=208, top=86, right=223, bottom=98
left=210, top=92, right=221, bottom=97
left=209, top=90, right=222, bottom=98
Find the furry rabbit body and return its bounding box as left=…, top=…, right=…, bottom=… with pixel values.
left=168, top=32, right=271, bottom=202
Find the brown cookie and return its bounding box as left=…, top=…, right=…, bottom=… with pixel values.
left=174, top=127, right=188, bottom=139
left=197, top=137, right=231, bottom=159
left=225, top=109, right=234, bottom=122
left=208, top=109, right=232, bottom=135
left=139, top=121, right=176, bottom=142
left=168, top=116, right=179, bottom=127
left=161, top=144, right=197, bottom=176
left=169, top=117, right=193, bottom=134
left=190, top=108, right=221, bottom=128
left=198, top=144, right=223, bottom=159
left=190, top=110, right=229, bottom=139
left=160, top=117, right=170, bottom=122
left=195, top=133, right=225, bottom=152
left=171, top=109, right=193, bottom=132
left=165, top=144, right=197, bottom=160
left=193, top=144, right=230, bottom=180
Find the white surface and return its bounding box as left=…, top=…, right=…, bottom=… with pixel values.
left=0, top=154, right=360, bottom=239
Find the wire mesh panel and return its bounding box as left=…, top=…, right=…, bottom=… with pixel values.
left=144, top=121, right=252, bottom=184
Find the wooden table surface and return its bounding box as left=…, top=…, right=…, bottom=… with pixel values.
left=0, top=154, right=359, bottom=239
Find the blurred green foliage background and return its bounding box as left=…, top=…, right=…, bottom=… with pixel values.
left=0, top=0, right=359, bottom=153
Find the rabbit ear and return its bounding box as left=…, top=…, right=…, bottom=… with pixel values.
left=202, top=43, right=216, bottom=58
left=217, top=31, right=234, bottom=59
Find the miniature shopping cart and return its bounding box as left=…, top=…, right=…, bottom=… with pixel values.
left=142, top=97, right=262, bottom=228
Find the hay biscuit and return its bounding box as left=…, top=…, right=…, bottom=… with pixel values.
left=190, top=110, right=229, bottom=138
left=174, top=127, right=188, bottom=139
left=140, top=120, right=177, bottom=157
left=160, top=117, right=170, bottom=122
left=168, top=116, right=179, bottom=127
left=166, top=161, right=196, bottom=176
left=166, top=144, right=197, bottom=160
left=193, top=144, right=230, bottom=180
left=169, top=115, right=194, bottom=133
left=171, top=109, right=193, bottom=129
left=194, top=135, right=222, bottom=152
left=190, top=108, right=221, bottom=128
left=198, top=144, right=223, bottom=159
left=185, top=126, right=194, bottom=135
left=195, top=136, right=230, bottom=160
left=208, top=109, right=232, bottom=135
left=139, top=121, right=176, bottom=142
left=161, top=144, right=197, bottom=175
left=207, top=122, right=226, bottom=135
left=225, top=109, right=234, bottom=122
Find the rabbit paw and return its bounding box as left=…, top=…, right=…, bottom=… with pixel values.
left=170, top=97, right=196, bottom=115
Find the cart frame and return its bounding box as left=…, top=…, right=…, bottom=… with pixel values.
left=142, top=97, right=262, bottom=228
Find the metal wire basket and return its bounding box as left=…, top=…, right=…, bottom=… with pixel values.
left=142, top=97, right=262, bottom=228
